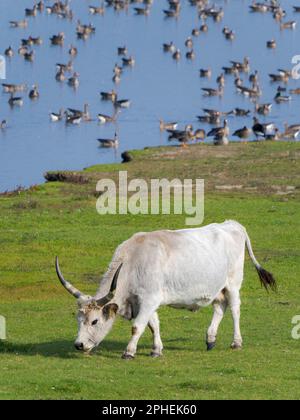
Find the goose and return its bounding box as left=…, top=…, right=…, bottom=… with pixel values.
left=265, top=128, right=281, bottom=141
left=2, top=83, right=27, bottom=94
left=168, top=125, right=194, bottom=140
left=200, top=24, right=209, bottom=32
left=192, top=28, right=200, bottom=37
left=237, top=83, right=261, bottom=98
left=172, top=49, right=181, bottom=61
left=249, top=70, right=259, bottom=84
left=65, top=112, right=82, bottom=125
left=25, top=5, right=38, bottom=16
left=207, top=119, right=230, bottom=139
left=202, top=109, right=229, bottom=118
left=269, top=73, right=289, bottom=83
left=134, top=6, right=151, bottom=16
left=223, top=27, right=235, bottom=40
left=202, top=84, right=224, bottom=97
left=0, top=120, right=7, bottom=130
left=98, top=132, right=119, bottom=148
left=293, top=6, right=300, bottom=12
left=163, top=6, right=180, bottom=18
left=8, top=94, right=23, bottom=107
left=222, top=66, right=238, bottom=75
left=18, top=46, right=29, bottom=56
left=113, top=98, right=131, bottom=109
left=252, top=117, right=275, bottom=139
left=185, top=37, right=193, bottom=49
left=118, top=46, right=128, bottom=56
left=267, top=40, right=277, bottom=49
left=216, top=73, right=225, bottom=87
left=56, top=61, right=73, bottom=73
left=283, top=123, right=300, bottom=139
left=113, top=74, right=121, bottom=84
left=29, top=85, right=39, bottom=100
left=4, top=46, right=14, bottom=57
left=249, top=3, right=269, bottom=13
left=100, top=90, right=117, bottom=102
left=255, top=103, right=272, bottom=115
left=10, top=20, right=28, bottom=28
left=24, top=51, right=35, bottom=62
left=231, top=108, right=251, bottom=117
left=199, top=68, right=212, bottom=78
left=186, top=50, right=195, bottom=60
left=280, top=21, right=296, bottom=30
left=231, top=57, right=250, bottom=73
left=197, top=115, right=221, bottom=125
left=122, top=56, right=135, bottom=67
left=69, top=45, right=78, bottom=56
left=89, top=4, right=105, bottom=15
left=50, top=32, right=65, bottom=46
left=50, top=109, right=64, bottom=122
left=113, top=64, right=123, bottom=77
left=67, top=104, right=91, bottom=121
left=233, top=126, right=251, bottom=140
left=68, top=72, right=80, bottom=88
left=159, top=119, right=178, bottom=131
left=55, top=68, right=66, bottom=82
left=194, top=129, right=206, bottom=141
left=98, top=111, right=119, bottom=124
left=163, top=42, right=176, bottom=53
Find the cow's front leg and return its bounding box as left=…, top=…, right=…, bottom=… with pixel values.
left=148, top=312, right=163, bottom=358
left=122, top=308, right=156, bottom=360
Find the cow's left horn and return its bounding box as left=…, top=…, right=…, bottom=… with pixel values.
left=55, top=257, right=85, bottom=299
left=97, top=263, right=123, bottom=306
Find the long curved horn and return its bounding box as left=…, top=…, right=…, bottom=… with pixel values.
left=97, top=263, right=123, bottom=306
left=55, top=257, right=85, bottom=299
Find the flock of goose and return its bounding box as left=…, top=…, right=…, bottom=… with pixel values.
left=1, top=0, right=300, bottom=151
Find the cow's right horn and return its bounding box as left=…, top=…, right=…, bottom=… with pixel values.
left=55, top=257, right=85, bottom=299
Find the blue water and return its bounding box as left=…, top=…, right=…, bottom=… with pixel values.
left=0, top=0, right=299, bottom=191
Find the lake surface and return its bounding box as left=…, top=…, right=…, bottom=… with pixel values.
left=0, top=0, right=300, bottom=192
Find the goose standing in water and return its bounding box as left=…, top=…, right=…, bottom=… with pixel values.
left=50, top=109, right=64, bottom=122
left=159, top=119, right=178, bottom=131
left=29, top=85, right=39, bottom=100
left=98, top=132, right=119, bottom=148
left=8, top=94, right=23, bottom=107
left=0, top=120, right=7, bottom=130
left=68, top=72, right=80, bottom=89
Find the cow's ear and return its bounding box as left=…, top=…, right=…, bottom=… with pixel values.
left=103, top=303, right=119, bottom=320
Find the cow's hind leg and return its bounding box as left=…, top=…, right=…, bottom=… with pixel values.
left=122, top=306, right=158, bottom=360
left=227, top=289, right=243, bottom=350
left=206, top=291, right=228, bottom=351
left=148, top=312, right=163, bottom=358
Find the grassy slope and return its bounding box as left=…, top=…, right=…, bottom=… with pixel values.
left=0, top=142, right=299, bottom=400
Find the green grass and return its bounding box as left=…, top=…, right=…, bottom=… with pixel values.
left=0, top=142, right=300, bottom=400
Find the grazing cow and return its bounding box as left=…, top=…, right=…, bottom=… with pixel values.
left=55, top=220, right=276, bottom=359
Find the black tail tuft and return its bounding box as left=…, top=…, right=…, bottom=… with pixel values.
left=256, top=266, right=277, bottom=292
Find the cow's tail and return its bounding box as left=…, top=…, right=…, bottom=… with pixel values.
left=244, top=230, right=277, bottom=292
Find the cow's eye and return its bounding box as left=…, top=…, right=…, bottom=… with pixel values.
left=92, top=319, right=98, bottom=326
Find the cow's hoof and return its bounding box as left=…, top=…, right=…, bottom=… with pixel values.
left=150, top=351, right=162, bottom=358
left=207, top=342, right=216, bottom=351
left=122, top=352, right=135, bottom=360
left=231, top=342, right=242, bottom=351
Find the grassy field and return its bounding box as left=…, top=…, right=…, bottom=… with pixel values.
left=0, top=142, right=300, bottom=400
